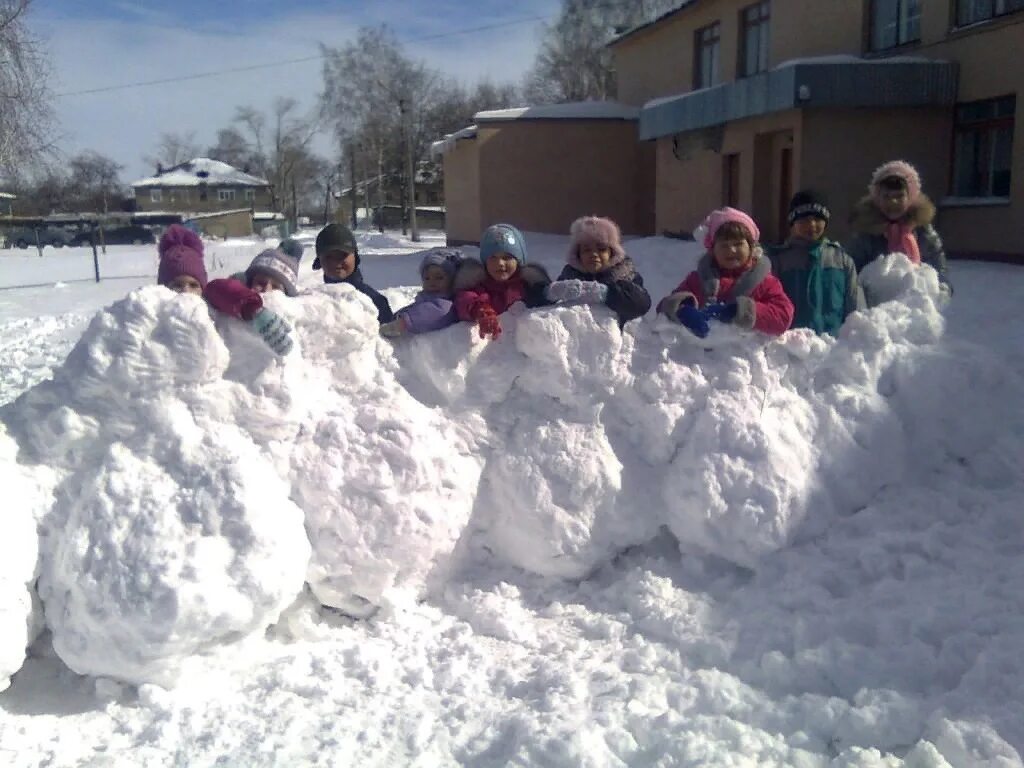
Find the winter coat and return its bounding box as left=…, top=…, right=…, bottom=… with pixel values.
left=769, top=238, right=864, bottom=335
left=452, top=261, right=552, bottom=321
left=556, top=256, right=652, bottom=326
left=658, top=250, right=794, bottom=336
left=204, top=278, right=264, bottom=321
left=845, top=194, right=951, bottom=290
left=395, top=292, right=459, bottom=334
left=324, top=268, right=394, bottom=323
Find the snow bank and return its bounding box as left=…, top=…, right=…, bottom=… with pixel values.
left=1, top=253, right=1010, bottom=689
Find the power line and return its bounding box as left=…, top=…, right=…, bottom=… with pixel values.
left=56, top=15, right=549, bottom=98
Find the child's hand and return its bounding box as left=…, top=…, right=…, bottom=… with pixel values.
left=676, top=305, right=710, bottom=338
left=474, top=306, right=502, bottom=340
left=704, top=302, right=738, bottom=324
left=251, top=309, right=294, bottom=355
left=546, top=280, right=586, bottom=302
left=379, top=318, right=408, bottom=338
left=576, top=282, right=608, bottom=304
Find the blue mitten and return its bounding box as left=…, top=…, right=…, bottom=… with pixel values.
left=704, top=302, right=738, bottom=324
left=546, top=279, right=586, bottom=302
left=577, top=282, right=609, bottom=304
left=676, top=305, right=710, bottom=338
left=251, top=309, right=293, bottom=355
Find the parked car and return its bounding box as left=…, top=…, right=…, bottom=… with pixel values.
left=3, top=226, right=73, bottom=249
left=70, top=225, right=156, bottom=247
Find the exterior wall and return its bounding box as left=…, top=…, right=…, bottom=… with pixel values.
left=769, top=0, right=863, bottom=64
left=655, top=109, right=802, bottom=244
left=133, top=185, right=273, bottom=214
left=188, top=209, right=254, bottom=239
left=476, top=120, right=651, bottom=237
left=443, top=138, right=481, bottom=244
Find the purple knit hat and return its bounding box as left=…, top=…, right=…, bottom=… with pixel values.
left=870, top=160, right=922, bottom=205
left=157, top=225, right=207, bottom=289
left=568, top=215, right=625, bottom=266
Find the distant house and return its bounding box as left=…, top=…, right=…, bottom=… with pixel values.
left=131, top=158, right=273, bottom=215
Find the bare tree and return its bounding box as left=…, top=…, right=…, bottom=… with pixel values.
left=0, top=0, right=54, bottom=176
left=68, top=151, right=123, bottom=213
left=143, top=131, right=201, bottom=172
left=207, top=127, right=253, bottom=169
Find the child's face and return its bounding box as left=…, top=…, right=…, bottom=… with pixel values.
left=485, top=252, right=519, bottom=282
left=167, top=275, right=203, bottom=295
left=250, top=273, right=284, bottom=293
left=421, top=265, right=452, bottom=294
left=879, top=189, right=911, bottom=221
left=790, top=216, right=827, bottom=243
left=578, top=244, right=612, bottom=273
left=319, top=249, right=356, bottom=280
left=713, top=236, right=752, bottom=270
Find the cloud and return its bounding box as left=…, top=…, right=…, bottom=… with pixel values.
left=39, top=2, right=558, bottom=182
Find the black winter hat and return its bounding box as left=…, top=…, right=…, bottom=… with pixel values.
left=312, top=223, right=358, bottom=270
left=787, top=190, right=831, bottom=226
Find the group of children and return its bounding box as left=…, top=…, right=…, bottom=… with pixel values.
left=154, top=159, right=951, bottom=354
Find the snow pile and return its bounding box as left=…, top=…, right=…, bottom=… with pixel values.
left=1, top=253, right=1013, bottom=692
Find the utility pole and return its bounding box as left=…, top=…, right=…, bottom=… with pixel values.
left=400, top=98, right=420, bottom=243
left=348, top=143, right=357, bottom=229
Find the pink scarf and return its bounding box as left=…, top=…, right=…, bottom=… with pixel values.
left=885, top=221, right=921, bottom=264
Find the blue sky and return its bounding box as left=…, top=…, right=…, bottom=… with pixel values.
left=35, top=0, right=560, bottom=181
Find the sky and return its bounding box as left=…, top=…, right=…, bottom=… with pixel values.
left=34, top=0, right=560, bottom=183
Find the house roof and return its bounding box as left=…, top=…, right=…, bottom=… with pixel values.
left=607, top=1, right=701, bottom=48
left=474, top=101, right=639, bottom=122
left=131, top=158, right=269, bottom=188
left=429, top=125, right=478, bottom=158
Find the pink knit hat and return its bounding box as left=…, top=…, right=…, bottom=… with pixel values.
left=700, top=207, right=760, bottom=250
left=870, top=160, right=922, bottom=204
left=157, top=225, right=207, bottom=289
left=568, top=215, right=625, bottom=265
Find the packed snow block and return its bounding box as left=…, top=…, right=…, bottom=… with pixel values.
left=292, top=396, right=481, bottom=615
left=859, top=253, right=947, bottom=310
left=0, top=428, right=47, bottom=692
left=475, top=420, right=647, bottom=580
left=38, top=411, right=310, bottom=687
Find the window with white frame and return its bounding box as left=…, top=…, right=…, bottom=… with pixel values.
left=952, top=95, right=1015, bottom=198
left=958, top=0, right=1024, bottom=25
left=218, top=188, right=236, bottom=202
left=244, top=189, right=255, bottom=201
left=870, top=0, right=921, bottom=51
left=150, top=189, right=162, bottom=203
left=693, top=22, right=721, bottom=90
left=740, top=1, right=770, bottom=77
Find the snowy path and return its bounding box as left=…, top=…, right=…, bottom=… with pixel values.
left=1, top=233, right=1022, bottom=767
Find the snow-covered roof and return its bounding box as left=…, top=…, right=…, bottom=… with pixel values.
left=429, top=125, right=478, bottom=158
left=131, top=158, right=269, bottom=189
left=184, top=208, right=254, bottom=220
left=0, top=192, right=16, bottom=200
left=474, top=101, right=639, bottom=122
left=774, top=53, right=939, bottom=68
left=253, top=211, right=286, bottom=221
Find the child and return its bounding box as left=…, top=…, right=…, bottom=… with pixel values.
left=657, top=207, right=794, bottom=338
left=453, top=223, right=551, bottom=341
left=846, top=160, right=952, bottom=301
left=546, top=215, right=651, bottom=326
left=157, top=224, right=293, bottom=356
left=312, top=222, right=394, bottom=322
left=379, top=247, right=463, bottom=337
left=769, top=191, right=863, bottom=335
left=229, top=238, right=304, bottom=295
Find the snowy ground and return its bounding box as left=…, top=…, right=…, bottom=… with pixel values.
left=1, top=229, right=1023, bottom=767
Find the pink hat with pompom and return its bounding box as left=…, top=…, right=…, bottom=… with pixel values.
left=157, top=224, right=207, bottom=289
left=870, top=160, right=922, bottom=204
left=699, top=207, right=760, bottom=251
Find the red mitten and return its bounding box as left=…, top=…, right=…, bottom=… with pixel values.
left=474, top=305, right=502, bottom=340
left=203, top=278, right=263, bottom=321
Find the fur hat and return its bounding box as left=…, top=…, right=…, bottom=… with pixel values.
left=700, top=207, right=760, bottom=250
left=157, top=224, right=207, bottom=289
left=788, top=190, right=831, bottom=226
left=246, top=246, right=301, bottom=297
left=313, top=223, right=358, bottom=270
left=568, top=215, right=625, bottom=265
left=479, top=223, right=527, bottom=265
left=418, top=247, right=463, bottom=279
left=870, top=160, right=922, bottom=205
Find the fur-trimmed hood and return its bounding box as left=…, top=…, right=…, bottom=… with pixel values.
left=560, top=257, right=637, bottom=284
left=452, top=259, right=551, bottom=294
left=851, top=194, right=936, bottom=235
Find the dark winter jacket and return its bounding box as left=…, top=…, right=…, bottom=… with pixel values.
left=556, top=256, right=652, bottom=326
left=452, top=260, right=552, bottom=320
left=768, top=238, right=864, bottom=335
left=395, top=292, right=459, bottom=334
left=324, top=268, right=394, bottom=323
left=845, top=195, right=951, bottom=294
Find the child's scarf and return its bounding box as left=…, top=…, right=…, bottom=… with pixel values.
left=885, top=220, right=921, bottom=264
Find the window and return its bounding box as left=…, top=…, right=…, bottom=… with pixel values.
left=693, top=22, right=721, bottom=90
left=723, top=154, right=740, bottom=207
left=218, top=189, right=236, bottom=202
left=739, top=1, right=770, bottom=77
left=957, top=0, right=1024, bottom=25
left=870, top=0, right=921, bottom=51
left=150, top=189, right=162, bottom=203
left=952, top=95, right=1015, bottom=197
left=244, top=189, right=255, bottom=201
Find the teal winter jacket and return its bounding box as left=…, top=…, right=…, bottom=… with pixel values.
left=769, top=238, right=864, bottom=335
